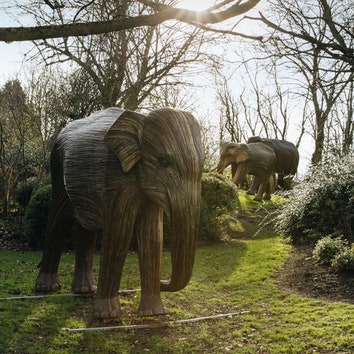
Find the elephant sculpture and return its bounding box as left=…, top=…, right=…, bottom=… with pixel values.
left=35, top=107, right=205, bottom=320
left=247, top=136, right=299, bottom=190
left=217, top=142, right=276, bottom=201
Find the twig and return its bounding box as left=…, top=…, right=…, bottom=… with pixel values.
left=0, top=289, right=138, bottom=301
left=62, top=311, right=250, bottom=332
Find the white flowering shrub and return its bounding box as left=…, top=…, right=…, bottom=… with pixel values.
left=273, top=153, right=354, bottom=244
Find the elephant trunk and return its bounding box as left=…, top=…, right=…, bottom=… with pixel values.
left=160, top=181, right=201, bottom=292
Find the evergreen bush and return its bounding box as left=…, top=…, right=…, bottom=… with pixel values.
left=199, top=172, right=240, bottom=241
left=24, top=184, right=52, bottom=249
left=312, top=236, right=347, bottom=265
left=331, top=246, right=354, bottom=273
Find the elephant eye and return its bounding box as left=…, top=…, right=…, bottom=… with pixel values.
left=158, top=156, right=170, bottom=168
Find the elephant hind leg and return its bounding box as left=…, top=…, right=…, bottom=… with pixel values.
left=71, top=223, right=97, bottom=293
left=35, top=196, right=74, bottom=292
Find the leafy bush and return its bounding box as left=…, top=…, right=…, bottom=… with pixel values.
left=312, top=236, right=347, bottom=265
left=331, top=246, right=354, bottom=273
left=24, top=184, right=52, bottom=249
left=199, top=172, right=240, bottom=241
left=272, top=153, right=354, bottom=244
left=15, top=175, right=51, bottom=210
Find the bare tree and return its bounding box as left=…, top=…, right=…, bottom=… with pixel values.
left=252, top=0, right=354, bottom=69
left=25, top=67, right=80, bottom=181
left=0, top=80, right=34, bottom=214
left=247, top=0, right=354, bottom=163
left=216, top=64, right=307, bottom=148
left=216, top=76, right=247, bottom=143
left=7, top=1, right=240, bottom=110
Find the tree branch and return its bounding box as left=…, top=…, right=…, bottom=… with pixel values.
left=0, top=0, right=260, bottom=42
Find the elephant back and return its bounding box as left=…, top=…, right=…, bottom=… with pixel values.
left=247, top=142, right=277, bottom=174
left=267, top=139, right=299, bottom=175
left=247, top=136, right=299, bottom=175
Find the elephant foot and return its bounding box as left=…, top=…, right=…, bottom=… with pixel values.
left=35, top=272, right=61, bottom=292
left=246, top=189, right=256, bottom=195
left=160, top=279, right=171, bottom=292
left=72, top=272, right=97, bottom=293
left=263, top=194, right=271, bottom=200
left=72, top=284, right=97, bottom=294
left=137, top=294, right=168, bottom=317
left=253, top=196, right=262, bottom=202
left=94, top=297, right=123, bottom=320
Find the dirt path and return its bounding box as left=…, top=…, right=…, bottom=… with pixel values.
left=276, top=244, right=354, bottom=304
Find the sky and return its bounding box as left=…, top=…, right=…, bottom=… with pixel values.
left=0, top=42, right=31, bottom=84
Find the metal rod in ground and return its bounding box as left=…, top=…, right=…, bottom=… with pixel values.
left=63, top=311, right=250, bottom=332
left=0, top=289, right=138, bottom=301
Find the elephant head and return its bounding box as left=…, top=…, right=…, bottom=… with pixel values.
left=35, top=107, right=205, bottom=319
left=105, top=108, right=205, bottom=292
left=217, top=142, right=276, bottom=201
left=217, top=143, right=250, bottom=184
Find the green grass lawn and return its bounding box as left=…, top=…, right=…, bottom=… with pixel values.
left=0, top=192, right=353, bottom=353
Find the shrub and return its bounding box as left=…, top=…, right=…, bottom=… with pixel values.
left=199, top=172, right=240, bottom=241
left=312, top=236, right=347, bottom=265
left=331, top=246, right=354, bottom=273
left=272, top=153, right=354, bottom=244
left=24, top=184, right=52, bottom=249
left=15, top=177, right=37, bottom=210
left=15, top=175, right=52, bottom=210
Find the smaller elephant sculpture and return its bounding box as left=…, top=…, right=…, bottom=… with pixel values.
left=247, top=136, right=299, bottom=190
left=217, top=142, right=276, bottom=201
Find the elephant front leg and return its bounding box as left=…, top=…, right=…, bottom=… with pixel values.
left=263, top=179, right=272, bottom=200
left=136, top=205, right=167, bottom=317
left=247, top=176, right=259, bottom=195
left=94, top=192, right=140, bottom=320
left=254, top=181, right=266, bottom=201
left=94, top=297, right=123, bottom=320
left=254, top=178, right=272, bottom=201
left=94, top=232, right=127, bottom=319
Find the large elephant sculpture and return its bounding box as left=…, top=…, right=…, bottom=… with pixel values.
left=216, top=142, right=276, bottom=201
left=35, top=107, right=205, bottom=320
left=247, top=136, right=299, bottom=190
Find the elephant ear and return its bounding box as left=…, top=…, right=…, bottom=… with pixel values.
left=234, top=143, right=250, bottom=163
left=104, top=110, right=146, bottom=172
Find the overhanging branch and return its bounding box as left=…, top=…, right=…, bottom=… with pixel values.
left=0, top=0, right=260, bottom=42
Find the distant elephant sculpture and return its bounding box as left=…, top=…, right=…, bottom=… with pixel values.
left=216, top=142, right=276, bottom=201
left=247, top=136, right=299, bottom=190
left=35, top=107, right=205, bottom=320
